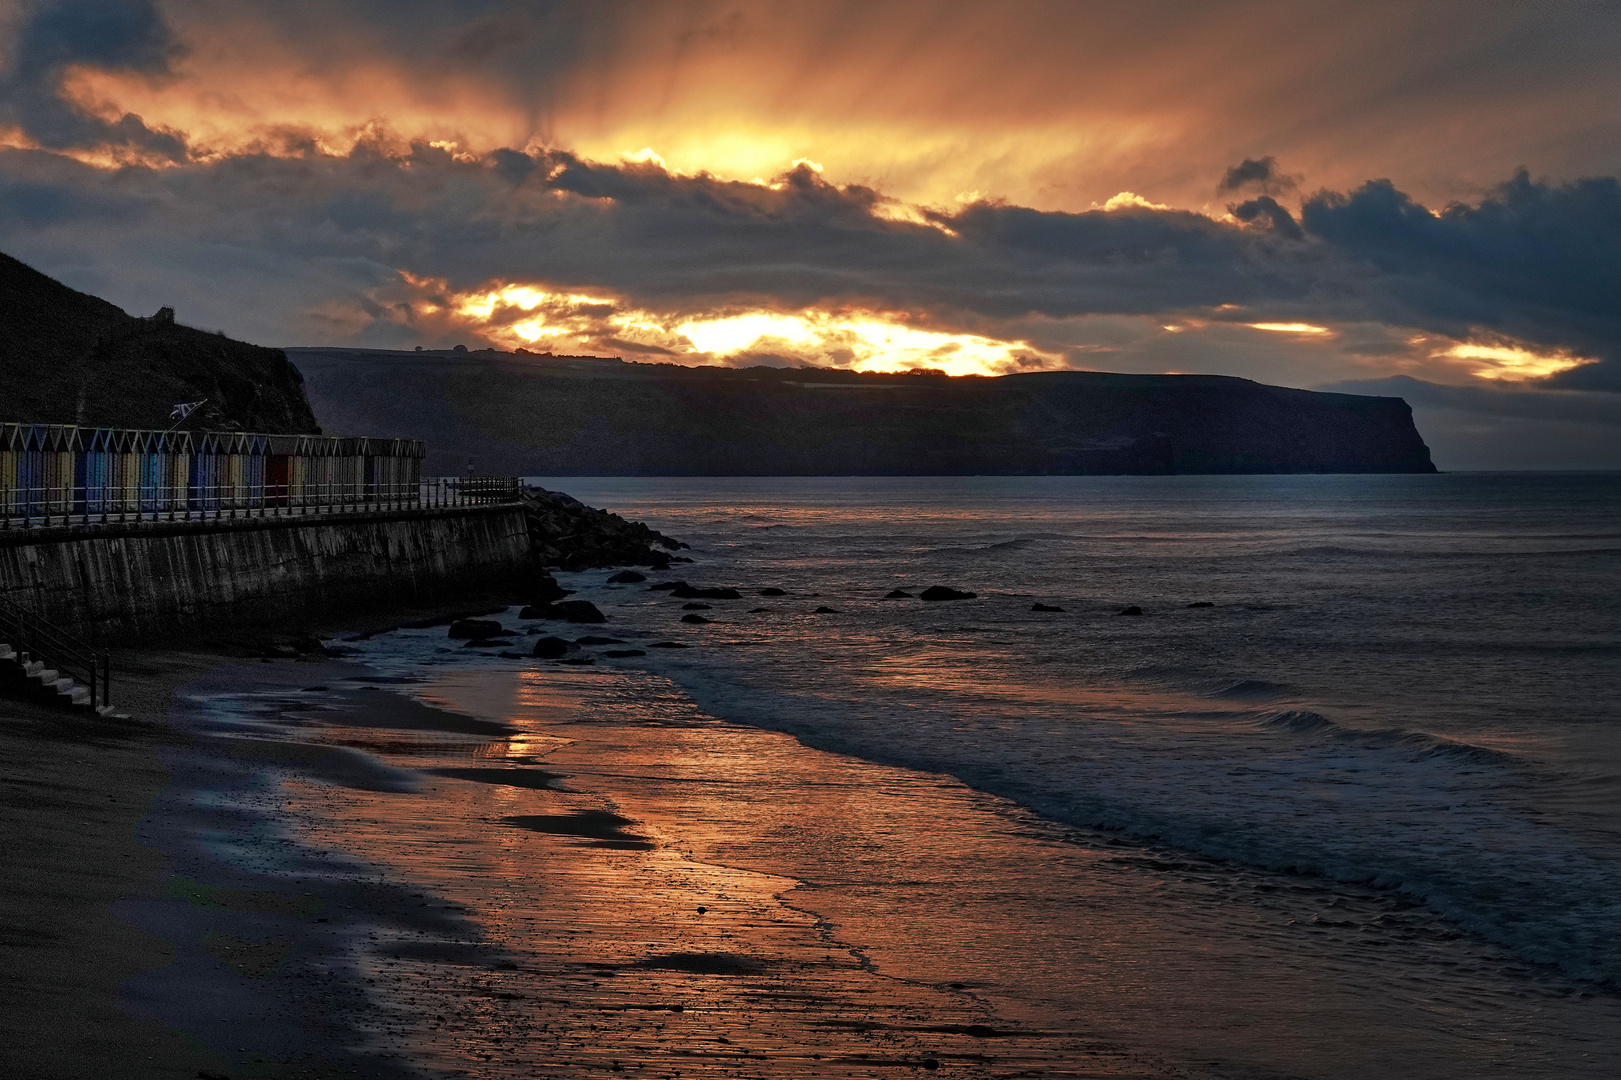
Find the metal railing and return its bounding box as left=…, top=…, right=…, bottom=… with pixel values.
left=1, top=477, right=524, bottom=530
left=0, top=594, right=111, bottom=712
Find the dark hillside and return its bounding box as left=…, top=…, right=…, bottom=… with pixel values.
left=291, top=347, right=1436, bottom=475
left=0, top=252, right=318, bottom=433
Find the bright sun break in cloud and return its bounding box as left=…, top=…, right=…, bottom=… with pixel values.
left=431, top=281, right=1058, bottom=376
left=1438, top=342, right=1597, bottom=382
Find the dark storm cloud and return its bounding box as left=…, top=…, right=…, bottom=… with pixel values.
left=1230, top=195, right=1304, bottom=240
left=1218, top=156, right=1296, bottom=196
left=2, top=138, right=1619, bottom=392
left=1301, top=171, right=1621, bottom=387
left=0, top=0, right=187, bottom=159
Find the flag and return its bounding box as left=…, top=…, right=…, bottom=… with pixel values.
left=170, top=400, right=204, bottom=420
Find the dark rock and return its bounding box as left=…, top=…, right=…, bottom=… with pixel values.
left=604, top=649, right=646, bottom=658
left=398, top=606, right=507, bottom=629
left=448, top=618, right=505, bottom=639
left=1031, top=602, right=1064, bottom=612
left=462, top=638, right=515, bottom=648
left=648, top=641, right=689, bottom=649
left=499, top=651, right=529, bottom=659
left=519, top=604, right=563, bottom=619
left=813, top=606, right=840, bottom=614
left=1117, top=605, right=1144, bottom=616
left=883, top=589, right=914, bottom=599
left=681, top=602, right=711, bottom=610
left=522, top=571, right=569, bottom=604
left=575, top=636, right=627, bottom=645
left=647, top=581, right=687, bottom=592
left=748, top=607, right=772, bottom=613
left=671, top=585, right=743, bottom=600
left=680, top=613, right=712, bottom=624
left=519, top=487, right=685, bottom=571
left=758, top=587, right=788, bottom=596
left=607, top=570, right=647, bottom=584
left=1187, top=601, right=1215, bottom=608
left=559, top=656, right=596, bottom=665
left=525, top=600, right=607, bottom=623
left=560, top=600, right=607, bottom=623
left=531, top=636, right=574, bottom=658
left=920, top=586, right=977, bottom=602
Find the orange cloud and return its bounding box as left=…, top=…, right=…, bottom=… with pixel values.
left=39, top=1, right=1621, bottom=213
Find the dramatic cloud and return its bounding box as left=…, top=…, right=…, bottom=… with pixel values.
left=1302, top=172, right=1621, bottom=387
left=0, top=0, right=186, bottom=159
left=11, top=1, right=1621, bottom=207
left=0, top=0, right=1617, bottom=465
left=1218, top=156, right=1297, bottom=197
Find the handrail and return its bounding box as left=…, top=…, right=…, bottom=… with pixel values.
left=0, top=594, right=110, bottom=712
left=1, top=476, right=524, bottom=530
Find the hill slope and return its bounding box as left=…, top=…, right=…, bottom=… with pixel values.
left=290, top=348, right=1437, bottom=475
left=0, top=252, right=318, bottom=433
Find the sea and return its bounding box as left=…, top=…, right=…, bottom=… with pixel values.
left=223, top=473, right=1621, bottom=1078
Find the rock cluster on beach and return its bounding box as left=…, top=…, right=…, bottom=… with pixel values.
left=521, top=488, right=686, bottom=571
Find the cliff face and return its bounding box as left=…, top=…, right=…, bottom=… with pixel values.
left=0, top=251, right=319, bottom=433
left=291, top=348, right=1436, bottom=475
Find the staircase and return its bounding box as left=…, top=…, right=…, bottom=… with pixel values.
left=0, top=595, right=123, bottom=718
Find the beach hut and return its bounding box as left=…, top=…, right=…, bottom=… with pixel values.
left=0, top=423, right=25, bottom=518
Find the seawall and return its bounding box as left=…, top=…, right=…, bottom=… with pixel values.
left=0, top=505, right=533, bottom=643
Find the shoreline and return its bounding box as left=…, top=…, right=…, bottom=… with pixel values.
left=7, top=556, right=1619, bottom=1077
left=0, top=596, right=544, bottom=1080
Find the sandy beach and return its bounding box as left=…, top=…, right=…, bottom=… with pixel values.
left=4, top=627, right=1174, bottom=1078
left=8, top=551, right=1618, bottom=1080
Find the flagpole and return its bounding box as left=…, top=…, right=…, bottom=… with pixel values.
left=161, top=398, right=207, bottom=436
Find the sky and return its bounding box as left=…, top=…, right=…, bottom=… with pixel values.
left=1, top=0, right=1618, bottom=468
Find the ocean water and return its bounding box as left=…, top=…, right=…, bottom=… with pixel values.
left=320, top=472, right=1621, bottom=1076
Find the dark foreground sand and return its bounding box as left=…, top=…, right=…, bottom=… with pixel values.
left=2, top=630, right=1166, bottom=1079
left=0, top=649, right=418, bottom=1079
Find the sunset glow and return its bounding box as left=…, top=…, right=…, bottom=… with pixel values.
left=1439, top=342, right=1596, bottom=382
left=1248, top=323, right=1335, bottom=335
left=419, top=278, right=1055, bottom=375
left=0, top=0, right=1614, bottom=465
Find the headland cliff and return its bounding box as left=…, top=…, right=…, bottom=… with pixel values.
left=290, top=347, right=1438, bottom=475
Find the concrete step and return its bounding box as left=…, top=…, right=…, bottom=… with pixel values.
left=0, top=644, right=15, bottom=662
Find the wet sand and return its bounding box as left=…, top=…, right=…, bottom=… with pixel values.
left=202, top=663, right=1160, bottom=1078
left=11, top=633, right=1617, bottom=1078
left=0, top=650, right=430, bottom=1080
left=243, top=655, right=1621, bottom=1080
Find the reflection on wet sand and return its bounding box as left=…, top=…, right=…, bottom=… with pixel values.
left=269, top=672, right=1159, bottom=1078
left=213, top=662, right=1621, bottom=1079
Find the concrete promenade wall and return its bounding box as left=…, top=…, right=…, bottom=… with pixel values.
left=0, top=504, right=532, bottom=642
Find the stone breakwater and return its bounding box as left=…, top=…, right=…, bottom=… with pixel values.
left=0, top=488, right=684, bottom=644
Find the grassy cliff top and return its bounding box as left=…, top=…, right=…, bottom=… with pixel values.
left=0, top=252, right=319, bottom=434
